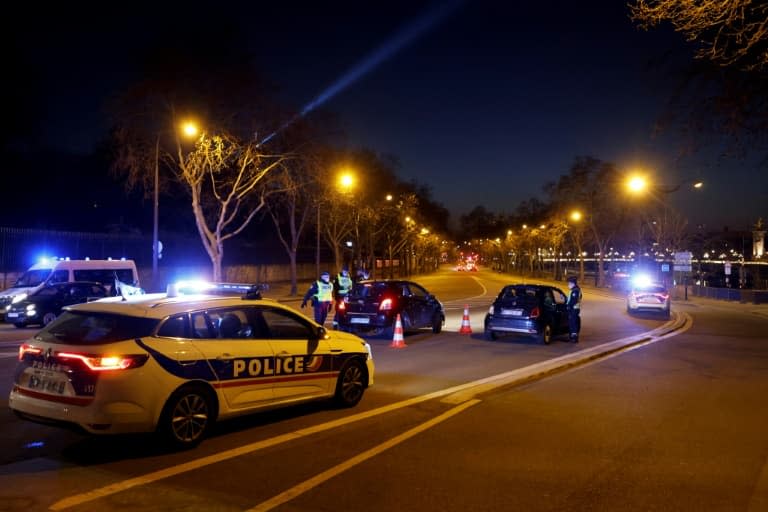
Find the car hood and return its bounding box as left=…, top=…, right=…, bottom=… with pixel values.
left=0, top=286, right=38, bottom=299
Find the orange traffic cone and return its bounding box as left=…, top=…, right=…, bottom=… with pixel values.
left=389, top=313, right=407, bottom=348
left=459, top=305, right=472, bottom=334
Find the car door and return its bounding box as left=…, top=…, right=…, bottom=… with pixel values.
left=402, top=283, right=430, bottom=327
left=186, top=307, right=276, bottom=410
left=551, top=287, right=569, bottom=334
left=259, top=306, right=336, bottom=400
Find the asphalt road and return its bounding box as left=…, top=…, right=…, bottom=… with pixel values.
left=0, top=268, right=766, bottom=511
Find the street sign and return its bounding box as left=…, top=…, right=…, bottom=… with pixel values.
left=725, top=262, right=732, bottom=275
left=674, top=251, right=693, bottom=264
left=674, top=264, right=692, bottom=272
left=661, top=263, right=670, bottom=272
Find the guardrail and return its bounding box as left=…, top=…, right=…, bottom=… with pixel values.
left=689, top=285, right=768, bottom=304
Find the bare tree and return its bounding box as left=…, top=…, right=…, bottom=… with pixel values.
left=629, top=0, right=768, bottom=71
left=174, top=133, right=286, bottom=281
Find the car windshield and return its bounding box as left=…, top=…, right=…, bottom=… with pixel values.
left=13, top=269, right=52, bottom=287
left=501, top=286, right=539, bottom=300
left=350, top=282, right=393, bottom=300
left=35, top=311, right=160, bottom=345
left=634, top=285, right=667, bottom=294
left=34, top=285, right=66, bottom=297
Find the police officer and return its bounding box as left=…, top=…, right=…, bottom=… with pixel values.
left=301, top=271, right=334, bottom=325
left=566, top=275, right=582, bottom=342
left=332, top=266, right=353, bottom=328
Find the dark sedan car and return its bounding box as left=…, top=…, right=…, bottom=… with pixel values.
left=484, top=284, right=570, bottom=344
left=337, top=280, right=444, bottom=337
left=5, top=281, right=108, bottom=328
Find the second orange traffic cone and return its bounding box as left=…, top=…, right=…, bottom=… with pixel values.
left=389, top=313, right=407, bottom=348
left=459, top=305, right=472, bottom=334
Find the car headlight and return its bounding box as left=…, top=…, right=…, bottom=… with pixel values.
left=11, top=293, right=28, bottom=304
left=26, top=304, right=36, bottom=316
left=488, top=304, right=495, bottom=315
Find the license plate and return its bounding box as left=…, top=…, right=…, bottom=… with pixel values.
left=6, top=312, right=18, bottom=318
left=350, top=317, right=370, bottom=324
left=23, top=369, right=69, bottom=395
left=501, top=309, right=523, bottom=316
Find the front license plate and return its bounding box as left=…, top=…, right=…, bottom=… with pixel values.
left=6, top=312, right=18, bottom=318
left=501, top=309, right=523, bottom=316
left=350, top=317, right=370, bottom=324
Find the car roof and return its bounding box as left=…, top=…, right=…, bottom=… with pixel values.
left=64, top=293, right=287, bottom=319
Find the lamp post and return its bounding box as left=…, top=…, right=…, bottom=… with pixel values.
left=152, top=121, right=200, bottom=290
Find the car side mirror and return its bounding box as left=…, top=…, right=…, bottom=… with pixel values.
left=316, top=325, right=328, bottom=339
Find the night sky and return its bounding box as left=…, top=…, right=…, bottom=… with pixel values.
left=6, top=0, right=767, bottom=233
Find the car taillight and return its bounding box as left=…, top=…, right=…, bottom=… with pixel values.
left=19, top=343, right=42, bottom=361
left=56, top=352, right=149, bottom=371
left=379, top=298, right=393, bottom=311
left=337, top=300, right=346, bottom=311
left=529, top=306, right=540, bottom=319
left=659, top=294, right=669, bottom=300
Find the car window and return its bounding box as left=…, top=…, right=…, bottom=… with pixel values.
left=501, top=287, right=516, bottom=299
left=192, top=309, right=253, bottom=339
left=543, top=290, right=555, bottom=307
left=157, top=314, right=191, bottom=338
left=553, top=289, right=567, bottom=305
left=409, top=284, right=428, bottom=299
left=37, top=311, right=159, bottom=344
left=261, top=308, right=313, bottom=339
left=49, top=270, right=69, bottom=284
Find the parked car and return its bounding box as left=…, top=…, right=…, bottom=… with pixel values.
left=626, top=280, right=671, bottom=318
left=484, top=284, right=570, bottom=344
left=5, top=281, right=108, bottom=328
left=337, top=280, right=445, bottom=337
left=9, top=283, right=374, bottom=448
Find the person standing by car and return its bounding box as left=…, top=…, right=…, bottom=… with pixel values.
left=566, top=275, right=582, bottom=342
left=302, top=271, right=334, bottom=326
left=332, top=266, right=353, bottom=328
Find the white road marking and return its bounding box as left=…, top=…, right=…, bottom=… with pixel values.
left=50, top=317, right=690, bottom=511
left=245, top=399, right=481, bottom=512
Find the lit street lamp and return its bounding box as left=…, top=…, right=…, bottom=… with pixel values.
left=153, top=120, right=200, bottom=289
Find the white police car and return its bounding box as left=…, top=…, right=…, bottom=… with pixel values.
left=8, top=284, right=374, bottom=448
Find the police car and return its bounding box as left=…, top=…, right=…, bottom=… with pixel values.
left=8, top=284, right=374, bottom=448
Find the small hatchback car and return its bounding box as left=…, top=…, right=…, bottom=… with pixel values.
left=337, top=280, right=444, bottom=337
left=9, top=285, right=374, bottom=448
left=626, top=281, right=671, bottom=318
left=484, top=284, right=570, bottom=344
left=5, top=281, right=108, bottom=328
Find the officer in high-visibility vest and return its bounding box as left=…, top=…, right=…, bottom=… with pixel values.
left=566, top=275, right=582, bottom=342
left=332, top=266, right=353, bottom=328
left=301, top=271, right=334, bottom=325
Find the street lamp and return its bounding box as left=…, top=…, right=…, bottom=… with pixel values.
left=153, top=120, right=200, bottom=289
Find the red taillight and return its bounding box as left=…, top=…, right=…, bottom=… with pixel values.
left=379, top=298, right=393, bottom=311
left=337, top=300, right=346, bottom=311
left=529, top=306, right=540, bottom=318
left=19, top=343, right=42, bottom=361
left=659, top=294, right=669, bottom=301
left=56, top=352, right=148, bottom=371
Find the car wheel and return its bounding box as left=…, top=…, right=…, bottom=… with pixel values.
left=539, top=323, right=552, bottom=345
left=485, top=328, right=497, bottom=341
left=13, top=322, right=26, bottom=329
left=334, top=359, right=366, bottom=407
left=42, top=312, right=57, bottom=326
left=431, top=313, right=442, bottom=334
left=158, top=385, right=215, bottom=449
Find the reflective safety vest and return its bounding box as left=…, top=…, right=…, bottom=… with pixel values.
left=315, top=280, right=333, bottom=302
left=336, top=273, right=352, bottom=296
left=568, top=286, right=582, bottom=311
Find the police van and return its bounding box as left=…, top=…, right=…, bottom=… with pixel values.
left=1, top=258, right=139, bottom=319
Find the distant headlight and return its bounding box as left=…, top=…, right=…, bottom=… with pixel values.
left=11, top=294, right=27, bottom=304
